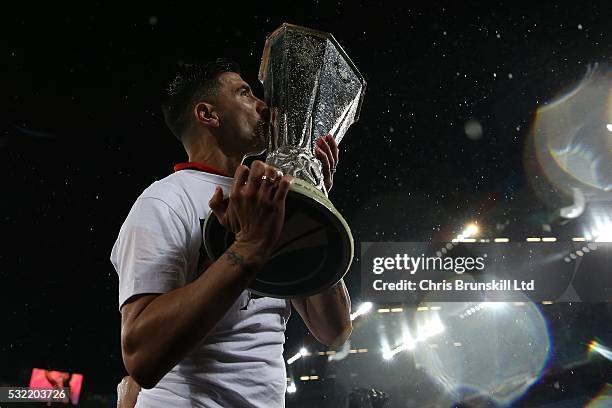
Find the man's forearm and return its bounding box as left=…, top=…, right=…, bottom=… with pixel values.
left=297, top=279, right=352, bottom=347
left=121, top=241, right=263, bottom=388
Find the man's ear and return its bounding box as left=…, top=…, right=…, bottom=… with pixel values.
left=194, top=102, right=219, bottom=127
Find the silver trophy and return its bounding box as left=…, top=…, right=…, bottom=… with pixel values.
left=204, top=23, right=366, bottom=297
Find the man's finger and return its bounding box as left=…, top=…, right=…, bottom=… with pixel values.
left=245, top=160, right=266, bottom=195
left=317, top=136, right=336, bottom=170
left=208, top=186, right=228, bottom=223
left=315, top=146, right=332, bottom=180
left=232, top=165, right=250, bottom=196
left=325, top=134, right=339, bottom=165
left=259, top=167, right=282, bottom=200
left=273, top=175, right=293, bottom=204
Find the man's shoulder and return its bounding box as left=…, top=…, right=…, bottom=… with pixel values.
left=137, top=170, right=230, bottom=209
left=139, top=173, right=187, bottom=202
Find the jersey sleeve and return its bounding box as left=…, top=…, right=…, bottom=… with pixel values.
left=111, top=196, right=191, bottom=311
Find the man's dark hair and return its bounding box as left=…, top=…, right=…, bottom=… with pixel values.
left=161, top=58, right=241, bottom=140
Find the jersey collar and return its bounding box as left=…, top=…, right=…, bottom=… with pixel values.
left=173, top=162, right=229, bottom=177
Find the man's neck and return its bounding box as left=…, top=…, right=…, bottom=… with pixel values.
left=185, top=134, right=243, bottom=177
left=187, top=149, right=242, bottom=177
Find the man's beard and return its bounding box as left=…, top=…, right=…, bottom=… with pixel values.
left=253, top=120, right=269, bottom=149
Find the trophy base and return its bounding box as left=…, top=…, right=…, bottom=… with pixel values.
left=203, top=178, right=354, bottom=298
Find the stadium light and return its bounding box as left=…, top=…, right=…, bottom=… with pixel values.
left=350, top=302, right=373, bottom=320
left=286, top=381, right=297, bottom=393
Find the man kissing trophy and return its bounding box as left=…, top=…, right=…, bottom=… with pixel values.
left=204, top=23, right=366, bottom=298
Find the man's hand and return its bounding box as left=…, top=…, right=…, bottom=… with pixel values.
left=314, top=134, right=339, bottom=192
left=117, top=376, right=140, bottom=408
left=209, top=160, right=293, bottom=262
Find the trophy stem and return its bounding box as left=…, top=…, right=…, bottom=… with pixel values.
left=266, top=146, right=326, bottom=195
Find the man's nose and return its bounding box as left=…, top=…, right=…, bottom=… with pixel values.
left=256, top=99, right=270, bottom=121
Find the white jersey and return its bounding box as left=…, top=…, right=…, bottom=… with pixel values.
left=110, top=166, right=291, bottom=408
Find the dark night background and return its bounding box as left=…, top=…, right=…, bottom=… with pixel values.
left=2, top=2, right=611, bottom=407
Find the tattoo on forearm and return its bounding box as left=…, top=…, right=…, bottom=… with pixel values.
left=226, top=251, right=244, bottom=266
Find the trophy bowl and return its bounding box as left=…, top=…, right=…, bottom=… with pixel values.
left=204, top=23, right=366, bottom=298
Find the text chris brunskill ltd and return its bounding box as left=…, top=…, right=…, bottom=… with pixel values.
left=372, top=279, right=536, bottom=291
